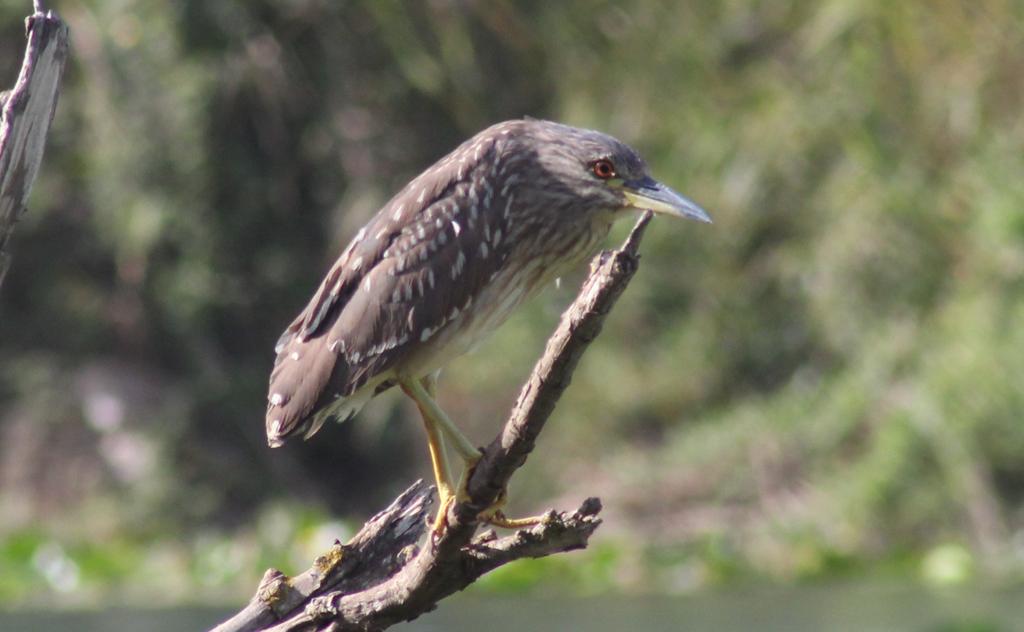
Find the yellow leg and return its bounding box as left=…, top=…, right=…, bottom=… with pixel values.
left=401, top=380, right=456, bottom=534
left=402, top=376, right=481, bottom=462
left=402, top=376, right=544, bottom=531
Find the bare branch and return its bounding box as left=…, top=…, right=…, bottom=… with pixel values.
left=0, top=5, right=68, bottom=290
left=216, top=211, right=655, bottom=631
left=212, top=482, right=433, bottom=632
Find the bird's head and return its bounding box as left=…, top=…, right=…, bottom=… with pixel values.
left=519, top=119, right=711, bottom=225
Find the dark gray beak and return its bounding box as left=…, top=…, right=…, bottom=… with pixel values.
left=622, top=176, right=711, bottom=223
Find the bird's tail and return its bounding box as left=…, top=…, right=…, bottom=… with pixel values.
left=266, top=390, right=368, bottom=448
left=265, top=326, right=345, bottom=447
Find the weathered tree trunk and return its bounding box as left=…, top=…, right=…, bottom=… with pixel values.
left=214, top=212, right=655, bottom=632
left=0, top=2, right=68, bottom=290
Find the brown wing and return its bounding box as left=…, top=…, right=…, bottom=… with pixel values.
left=266, top=125, right=520, bottom=445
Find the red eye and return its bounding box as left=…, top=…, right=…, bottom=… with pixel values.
left=591, top=158, right=616, bottom=179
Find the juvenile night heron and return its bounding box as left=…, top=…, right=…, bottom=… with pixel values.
left=266, top=119, right=710, bottom=530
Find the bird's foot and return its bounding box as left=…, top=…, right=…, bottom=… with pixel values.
left=430, top=494, right=454, bottom=537
left=429, top=450, right=482, bottom=538
left=455, top=453, right=539, bottom=528
left=430, top=479, right=458, bottom=538
left=436, top=453, right=544, bottom=533
left=481, top=509, right=545, bottom=529
left=475, top=487, right=545, bottom=529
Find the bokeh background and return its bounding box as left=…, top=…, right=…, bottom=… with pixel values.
left=2, top=0, right=1024, bottom=626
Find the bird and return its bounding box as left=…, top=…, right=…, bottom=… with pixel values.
left=265, top=118, right=710, bottom=531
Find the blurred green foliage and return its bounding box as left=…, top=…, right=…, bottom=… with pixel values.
left=1, top=0, right=1023, bottom=606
